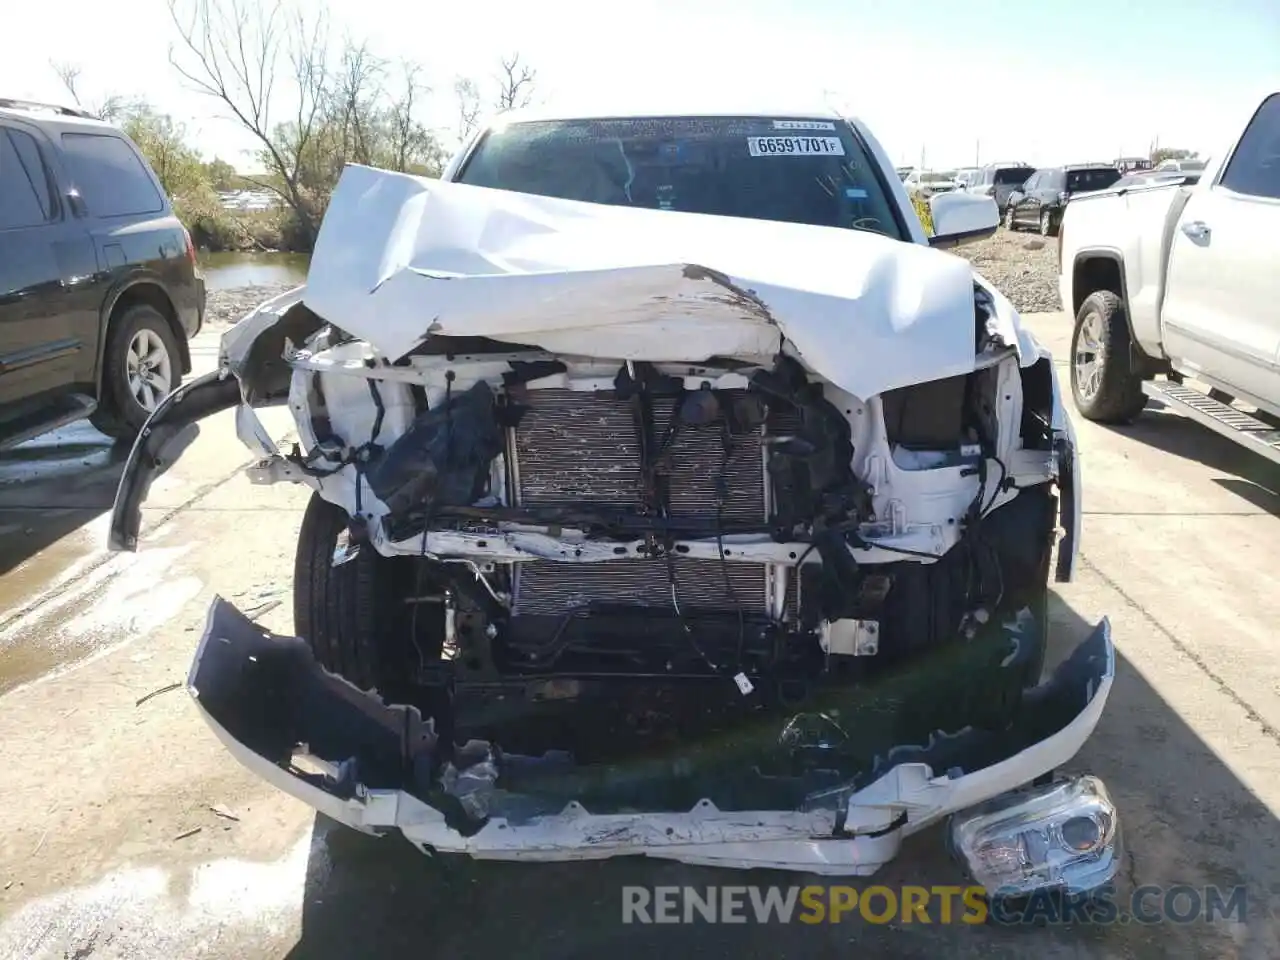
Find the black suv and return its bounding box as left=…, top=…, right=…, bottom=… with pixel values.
left=0, top=98, right=204, bottom=450
left=1004, top=163, right=1122, bottom=237
left=966, top=162, right=1035, bottom=213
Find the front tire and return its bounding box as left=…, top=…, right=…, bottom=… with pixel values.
left=1070, top=291, right=1147, bottom=423
left=293, top=492, right=395, bottom=691
left=1004, top=205, right=1018, bottom=231
left=91, top=304, right=182, bottom=439
left=1040, top=209, right=1057, bottom=237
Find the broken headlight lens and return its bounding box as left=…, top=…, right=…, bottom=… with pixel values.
left=948, top=775, right=1120, bottom=898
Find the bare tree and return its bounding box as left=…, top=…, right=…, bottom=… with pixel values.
left=166, top=0, right=329, bottom=243
left=453, top=76, right=481, bottom=143
left=387, top=61, right=434, bottom=172
left=50, top=60, right=135, bottom=121
left=328, top=40, right=385, bottom=170
left=495, top=53, right=536, bottom=111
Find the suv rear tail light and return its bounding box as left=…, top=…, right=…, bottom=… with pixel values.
left=182, top=226, right=197, bottom=266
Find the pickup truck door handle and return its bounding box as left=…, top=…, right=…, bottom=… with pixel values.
left=1181, top=220, right=1211, bottom=241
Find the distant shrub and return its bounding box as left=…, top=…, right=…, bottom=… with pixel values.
left=173, top=192, right=293, bottom=252
left=911, top=194, right=934, bottom=237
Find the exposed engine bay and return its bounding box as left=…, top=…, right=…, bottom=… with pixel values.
left=225, top=282, right=1071, bottom=777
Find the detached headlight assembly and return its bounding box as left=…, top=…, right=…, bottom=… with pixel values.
left=948, top=775, right=1120, bottom=898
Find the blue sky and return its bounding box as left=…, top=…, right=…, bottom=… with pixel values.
left=4, top=0, right=1278, bottom=171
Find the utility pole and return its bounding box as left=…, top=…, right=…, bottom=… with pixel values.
left=975, top=139, right=980, bottom=166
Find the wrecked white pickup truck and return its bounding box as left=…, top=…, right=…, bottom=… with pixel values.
left=109, top=110, right=1117, bottom=897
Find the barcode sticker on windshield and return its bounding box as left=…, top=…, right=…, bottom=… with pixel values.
left=747, top=136, right=845, bottom=157
left=773, top=119, right=836, bottom=131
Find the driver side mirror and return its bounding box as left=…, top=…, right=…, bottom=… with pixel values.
left=927, top=191, right=999, bottom=249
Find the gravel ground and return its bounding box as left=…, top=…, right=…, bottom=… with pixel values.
left=955, top=226, right=1061, bottom=313
left=205, top=283, right=297, bottom=328
left=203, top=225, right=1060, bottom=330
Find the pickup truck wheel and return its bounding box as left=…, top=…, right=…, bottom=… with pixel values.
left=293, top=491, right=393, bottom=692
left=1070, top=291, right=1147, bottom=423
left=91, top=304, right=182, bottom=439
left=1040, top=210, right=1056, bottom=237
left=1004, top=205, right=1017, bottom=231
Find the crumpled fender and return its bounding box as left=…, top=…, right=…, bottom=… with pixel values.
left=108, top=371, right=242, bottom=551
left=108, top=288, right=317, bottom=553
left=1046, top=344, right=1082, bottom=582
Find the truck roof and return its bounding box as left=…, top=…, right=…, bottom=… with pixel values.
left=492, top=101, right=854, bottom=125
left=0, top=97, right=120, bottom=133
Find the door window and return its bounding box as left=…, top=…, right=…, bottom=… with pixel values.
left=1219, top=94, right=1280, bottom=200
left=1022, top=172, right=1040, bottom=191
left=1065, top=167, right=1119, bottom=192
left=60, top=133, right=164, bottom=217
left=0, top=128, right=55, bottom=230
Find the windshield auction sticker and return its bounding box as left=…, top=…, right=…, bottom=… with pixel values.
left=773, top=120, right=837, bottom=131
left=747, top=136, right=846, bottom=157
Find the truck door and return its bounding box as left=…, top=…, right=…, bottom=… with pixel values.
left=1159, top=94, right=1280, bottom=407
left=0, top=120, right=99, bottom=415
left=1012, top=172, right=1039, bottom=225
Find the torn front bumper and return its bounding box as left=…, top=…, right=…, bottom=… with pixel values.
left=188, top=597, right=1115, bottom=875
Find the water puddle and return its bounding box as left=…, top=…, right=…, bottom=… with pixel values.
left=0, top=541, right=203, bottom=696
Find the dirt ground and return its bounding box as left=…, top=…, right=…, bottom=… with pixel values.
left=1, top=314, right=1278, bottom=959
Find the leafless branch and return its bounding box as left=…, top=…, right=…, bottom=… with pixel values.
left=330, top=40, right=385, bottom=168
left=49, top=60, right=135, bottom=120
left=495, top=53, right=536, bottom=111
left=167, top=0, right=327, bottom=241
left=454, top=76, right=481, bottom=143
left=388, top=61, right=428, bottom=171
left=50, top=60, right=83, bottom=106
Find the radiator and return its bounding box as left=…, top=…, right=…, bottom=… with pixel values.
left=510, top=388, right=773, bottom=615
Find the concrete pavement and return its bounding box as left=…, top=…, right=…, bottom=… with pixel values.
left=0, top=312, right=1278, bottom=959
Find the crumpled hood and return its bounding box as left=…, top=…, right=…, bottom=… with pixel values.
left=302, top=164, right=1034, bottom=399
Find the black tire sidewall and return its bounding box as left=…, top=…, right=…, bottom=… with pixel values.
left=1068, top=304, right=1096, bottom=413
left=101, top=304, right=182, bottom=434
left=1040, top=210, right=1052, bottom=236
left=1070, top=292, right=1145, bottom=423
left=293, top=491, right=392, bottom=692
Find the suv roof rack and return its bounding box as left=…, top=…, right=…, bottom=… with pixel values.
left=0, top=97, right=98, bottom=121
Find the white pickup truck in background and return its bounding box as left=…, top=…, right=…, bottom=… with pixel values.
left=1058, top=91, right=1280, bottom=464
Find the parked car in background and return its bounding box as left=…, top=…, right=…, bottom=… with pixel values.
left=1004, top=164, right=1122, bottom=236
left=966, top=162, right=1035, bottom=213
left=953, top=166, right=981, bottom=189
left=1114, top=156, right=1152, bottom=174
left=902, top=168, right=959, bottom=197
left=895, top=165, right=914, bottom=181
left=1059, top=91, right=1280, bottom=463
left=1113, top=169, right=1201, bottom=189
left=1154, top=157, right=1207, bottom=174
left=0, top=98, right=204, bottom=450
